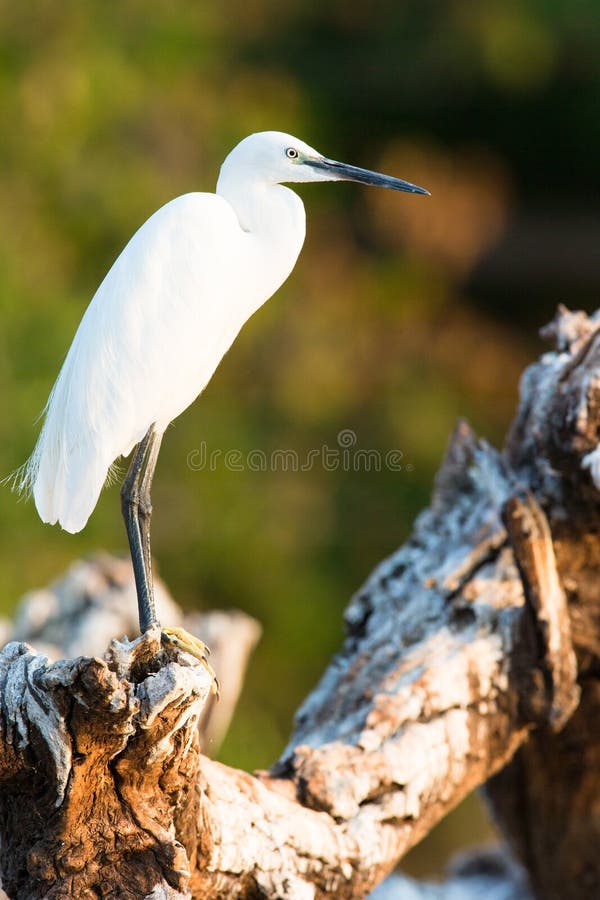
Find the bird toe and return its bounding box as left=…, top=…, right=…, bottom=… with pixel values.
left=161, top=625, right=219, bottom=697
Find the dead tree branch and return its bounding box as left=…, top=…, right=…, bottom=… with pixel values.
left=1, top=306, right=599, bottom=899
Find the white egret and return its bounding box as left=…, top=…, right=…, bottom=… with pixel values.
left=20, top=131, right=429, bottom=653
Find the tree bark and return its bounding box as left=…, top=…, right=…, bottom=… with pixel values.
left=1, top=305, right=599, bottom=899
left=482, top=306, right=600, bottom=900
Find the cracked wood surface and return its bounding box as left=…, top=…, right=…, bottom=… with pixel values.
left=5, top=553, right=262, bottom=753
left=1, top=306, right=599, bottom=899
left=0, top=630, right=211, bottom=899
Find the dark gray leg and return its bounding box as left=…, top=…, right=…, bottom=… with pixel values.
left=138, top=429, right=163, bottom=614
left=120, top=426, right=161, bottom=633
left=120, top=427, right=218, bottom=690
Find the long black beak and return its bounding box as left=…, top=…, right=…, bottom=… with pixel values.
left=307, top=156, right=430, bottom=196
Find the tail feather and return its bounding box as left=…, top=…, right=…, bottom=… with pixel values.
left=32, top=440, right=108, bottom=534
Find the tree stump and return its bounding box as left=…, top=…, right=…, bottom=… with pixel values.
left=0, top=631, right=210, bottom=899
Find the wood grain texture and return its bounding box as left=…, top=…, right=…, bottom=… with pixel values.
left=0, top=630, right=211, bottom=899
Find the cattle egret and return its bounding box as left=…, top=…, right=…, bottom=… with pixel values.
left=19, top=131, right=429, bottom=658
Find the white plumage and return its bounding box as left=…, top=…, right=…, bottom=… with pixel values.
left=21, top=130, right=428, bottom=538
left=23, top=135, right=308, bottom=532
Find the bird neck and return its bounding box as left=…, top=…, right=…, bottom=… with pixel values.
left=215, top=172, right=307, bottom=313
left=216, top=173, right=306, bottom=248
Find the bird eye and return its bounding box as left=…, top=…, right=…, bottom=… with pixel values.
left=286, top=147, right=299, bottom=159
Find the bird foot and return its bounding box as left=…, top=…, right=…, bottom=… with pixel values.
left=161, top=626, right=220, bottom=697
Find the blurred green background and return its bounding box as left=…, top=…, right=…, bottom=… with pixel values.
left=1, top=0, right=599, bottom=879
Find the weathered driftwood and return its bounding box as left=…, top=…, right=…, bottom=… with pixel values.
left=483, top=307, right=600, bottom=900
left=1, top=306, right=599, bottom=899
left=0, top=630, right=209, bottom=899
left=6, top=554, right=261, bottom=752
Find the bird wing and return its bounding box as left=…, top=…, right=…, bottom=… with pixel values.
left=25, top=192, right=249, bottom=533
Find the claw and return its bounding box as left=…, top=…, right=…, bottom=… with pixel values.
left=161, top=626, right=220, bottom=697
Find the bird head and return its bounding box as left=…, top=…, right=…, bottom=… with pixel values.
left=219, top=131, right=430, bottom=196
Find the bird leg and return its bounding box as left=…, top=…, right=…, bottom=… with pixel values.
left=137, top=427, right=163, bottom=612
left=121, top=426, right=159, bottom=633
left=121, top=426, right=219, bottom=695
